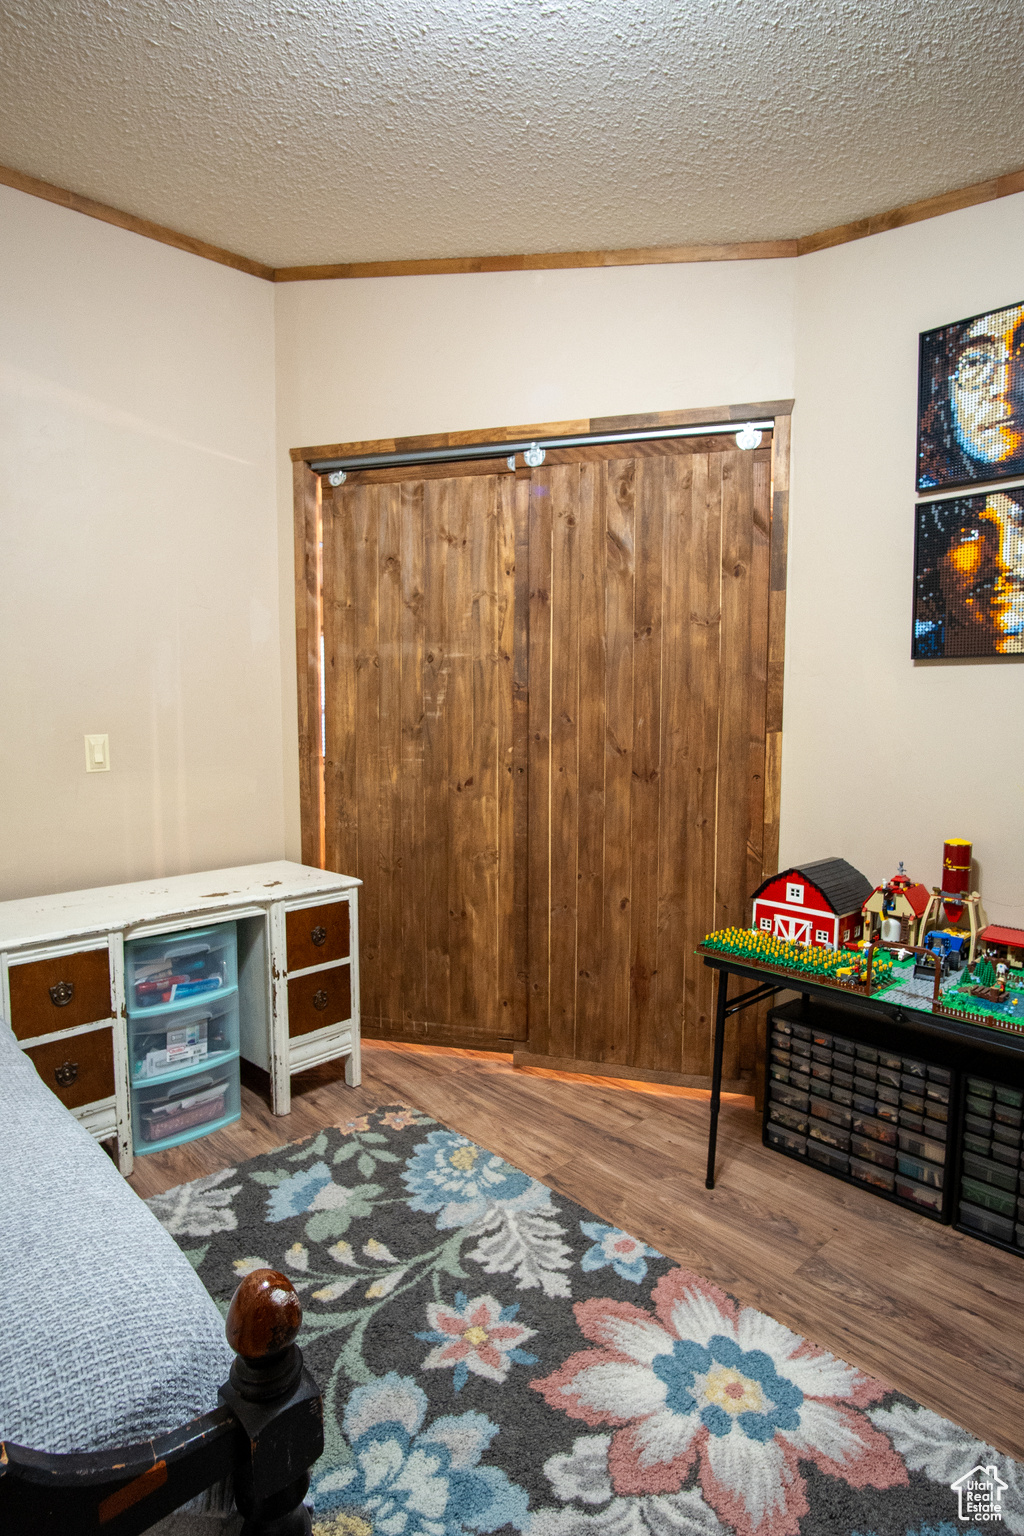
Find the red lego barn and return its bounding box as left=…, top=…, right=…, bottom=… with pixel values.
left=978, top=925, right=1024, bottom=970
left=751, top=859, right=874, bottom=950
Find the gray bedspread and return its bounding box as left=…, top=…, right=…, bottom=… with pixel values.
left=0, top=1021, right=234, bottom=1456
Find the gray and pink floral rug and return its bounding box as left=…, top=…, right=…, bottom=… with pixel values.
left=148, top=1104, right=1020, bottom=1536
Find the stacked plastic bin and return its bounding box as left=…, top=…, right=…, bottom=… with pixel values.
left=958, top=1075, right=1024, bottom=1250
left=125, top=923, right=241, bottom=1155
left=766, top=1011, right=952, bottom=1218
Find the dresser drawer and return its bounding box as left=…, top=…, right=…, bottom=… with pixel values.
left=8, top=947, right=114, bottom=1041
left=286, top=900, right=350, bottom=972
left=287, top=965, right=352, bottom=1038
left=24, top=1028, right=116, bottom=1111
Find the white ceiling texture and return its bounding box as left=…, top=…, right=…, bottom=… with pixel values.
left=1, top=0, right=1023, bottom=268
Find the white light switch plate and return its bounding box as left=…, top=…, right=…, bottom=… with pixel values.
left=84, top=733, right=110, bottom=772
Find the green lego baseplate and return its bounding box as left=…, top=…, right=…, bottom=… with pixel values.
left=699, top=927, right=1024, bottom=1036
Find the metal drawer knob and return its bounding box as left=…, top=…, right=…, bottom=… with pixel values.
left=311, top=925, right=327, bottom=946
left=313, top=989, right=329, bottom=1011
left=54, top=1061, right=79, bottom=1086
left=49, top=980, right=75, bottom=1007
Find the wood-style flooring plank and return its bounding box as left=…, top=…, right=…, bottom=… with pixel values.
left=126, top=1041, right=1024, bottom=1461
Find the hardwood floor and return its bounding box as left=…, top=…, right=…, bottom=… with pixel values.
left=127, top=1041, right=1024, bottom=1461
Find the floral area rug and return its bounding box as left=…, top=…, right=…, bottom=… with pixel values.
left=148, top=1104, right=1021, bottom=1536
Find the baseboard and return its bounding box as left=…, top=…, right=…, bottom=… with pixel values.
left=362, top=1020, right=520, bottom=1052
left=511, top=1049, right=754, bottom=1096
left=360, top=1028, right=756, bottom=1095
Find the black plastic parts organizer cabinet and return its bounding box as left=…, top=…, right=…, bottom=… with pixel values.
left=764, top=998, right=1024, bottom=1257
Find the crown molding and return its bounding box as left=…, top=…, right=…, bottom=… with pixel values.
left=272, top=239, right=798, bottom=282
left=0, top=162, right=274, bottom=280
left=795, top=166, right=1024, bottom=256
left=3, top=159, right=1023, bottom=285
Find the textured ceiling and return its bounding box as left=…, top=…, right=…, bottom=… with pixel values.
left=1, top=0, right=1023, bottom=268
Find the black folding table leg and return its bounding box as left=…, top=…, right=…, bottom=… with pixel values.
left=705, top=969, right=729, bottom=1190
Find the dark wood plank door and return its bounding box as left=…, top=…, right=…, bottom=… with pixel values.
left=522, top=437, right=772, bottom=1086
left=322, top=464, right=522, bottom=1048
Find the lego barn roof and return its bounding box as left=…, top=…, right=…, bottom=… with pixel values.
left=979, top=925, right=1024, bottom=948
left=752, top=859, right=874, bottom=916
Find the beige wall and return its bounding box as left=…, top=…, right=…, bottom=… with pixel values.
left=786, top=194, right=1024, bottom=924
left=275, top=199, right=1024, bottom=925
left=273, top=259, right=798, bottom=857
left=4, top=179, right=1020, bottom=925
left=0, top=186, right=283, bottom=900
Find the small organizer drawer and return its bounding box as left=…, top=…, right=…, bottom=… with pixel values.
left=126, top=923, right=237, bottom=1013
left=286, top=900, right=350, bottom=972
left=133, top=1065, right=239, bottom=1150
left=287, top=964, right=352, bottom=1037
left=956, top=1074, right=1024, bottom=1253
left=764, top=1001, right=951, bottom=1223
left=23, top=1028, right=115, bottom=1111
left=130, top=994, right=239, bottom=1082
left=8, top=947, right=114, bottom=1040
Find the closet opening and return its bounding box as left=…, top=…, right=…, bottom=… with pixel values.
left=292, top=399, right=792, bottom=1091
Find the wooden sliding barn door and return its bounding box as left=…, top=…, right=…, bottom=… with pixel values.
left=521, top=436, right=774, bottom=1086
left=321, top=465, right=523, bottom=1049
left=308, top=408, right=786, bottom=1084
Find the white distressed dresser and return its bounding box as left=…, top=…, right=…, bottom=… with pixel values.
left=0, top=861, right=361, bottom=1174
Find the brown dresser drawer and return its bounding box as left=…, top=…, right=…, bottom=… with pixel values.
left=24, top=1028, right=116, bottom=1111
left=8, top=947, right=114, bottom=1041
left=287, top=965, right=352, bottom=1038
left=286, top=901, right=350, bottom=972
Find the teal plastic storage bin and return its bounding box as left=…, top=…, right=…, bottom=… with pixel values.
left=126, top=920, right=240, bottom=1154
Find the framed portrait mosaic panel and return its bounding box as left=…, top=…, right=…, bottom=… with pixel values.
left=913, top=491, right=1024, bottom=658
left=917, top=300, right=1024, bottom=492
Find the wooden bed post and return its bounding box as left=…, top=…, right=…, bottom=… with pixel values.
left=220, top=1269, right=324, bottom=1536
left=0, top=1269, right=323, bottom=1536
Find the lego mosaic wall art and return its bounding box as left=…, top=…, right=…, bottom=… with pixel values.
left=913, top=491, right=1024, bottom=658
left=917, top=300, right=1024, bottom=492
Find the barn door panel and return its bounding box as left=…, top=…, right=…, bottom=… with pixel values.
left=322, top=465, right=520, bottom=1048
left=523, top=439, right=772, bottom=1084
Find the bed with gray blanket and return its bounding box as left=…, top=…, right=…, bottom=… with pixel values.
left=0, top=1022, right=321, bottom=1535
